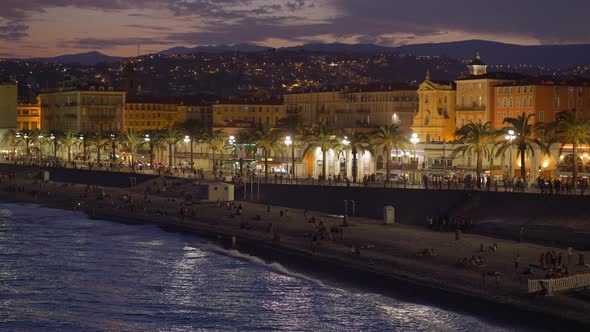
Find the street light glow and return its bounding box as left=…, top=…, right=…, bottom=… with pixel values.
left=342, top=136, right=350, bottom=146
left=284, top=136, right=292, bottom=146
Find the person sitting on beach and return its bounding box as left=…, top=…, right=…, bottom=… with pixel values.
left=455, top=257, right=468, bottom=268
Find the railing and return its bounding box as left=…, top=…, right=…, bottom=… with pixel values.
left=557, top=165, right=590, bottom=173
left=456, top=105, right=486, bottom=111
left=527, top=273, right=590, bottom=296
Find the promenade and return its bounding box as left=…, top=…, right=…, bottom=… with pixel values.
left=0, top=167, right=589, bottom=329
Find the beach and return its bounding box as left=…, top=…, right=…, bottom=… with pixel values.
left=1, top=169, right=589, bottom=330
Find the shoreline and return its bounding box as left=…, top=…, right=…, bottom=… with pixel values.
left=1, top=179, right=589, bottom=330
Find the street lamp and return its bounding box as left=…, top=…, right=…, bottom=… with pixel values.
left=79, top=134, right=85, bottom=162
left=284, top=136, right=295, bottom=179
left=50, top=133, right=57, bottom=158
left=110, top=133, right=116, bottom=163
left=184, top=135, right=194, bottom=167
left=342, top=136, right=350, bottom=178
left=38, top=134, right=44, bottom=158
left=410, top=133, right=419, bottom=185
left=505, top=129, right=516, bottom=179
left=144, top=134, right=153, bottom=167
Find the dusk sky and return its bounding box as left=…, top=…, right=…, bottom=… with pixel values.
left=2, top=0, right=590, bottom=58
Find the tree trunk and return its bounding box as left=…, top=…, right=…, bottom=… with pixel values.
left=212, top=149, right=216, bottom=173
left=68, top=146, right=72, bottom=163
left=385, top=148, right=391, bottom=187
left=168, top=143, right=173, bottom=170
left=573, top=143, right=578, bottom=190
left=352, top=148, right=358, bottom=183
left=149, top=144, right=154, bottom=167
left=322, top=149, right=327, bottom=178
left=476, top=152, right=482, bottom=184
left=520, top=147, right=526, bottom=182
left=97, top=146, right=101, bottom=164
left=264, top=149, right=269, bottom=180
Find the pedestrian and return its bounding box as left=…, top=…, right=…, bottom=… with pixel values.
left=514, top=254, right=520, bottom=271
left=266, top=204, right=271, bottom=215
left=285, top=209, right=289, bottom=217
left=280, top=210, right=284, bottom=217
left=567, top=247, right=574, bottom=266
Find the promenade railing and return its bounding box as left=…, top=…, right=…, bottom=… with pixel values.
left=528, top=273, right=590, bottom=296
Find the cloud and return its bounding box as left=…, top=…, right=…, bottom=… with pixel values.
left=333, top=0, right=590, bottom=44
left=0, top=22, right=28, bottom=40
left=57, top=37, right=174, bottom=49
left=4, top=0, right=590, bottom=57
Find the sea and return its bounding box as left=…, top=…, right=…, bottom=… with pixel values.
left=0, top=203, right=525, bottom=331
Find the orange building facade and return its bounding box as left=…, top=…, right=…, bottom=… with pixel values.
left=492, top=80, right=590, bottom=128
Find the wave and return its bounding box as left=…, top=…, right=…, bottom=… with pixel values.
left=191, top=243, right=325, bottom=286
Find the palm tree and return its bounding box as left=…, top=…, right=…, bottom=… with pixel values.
left=143, top=129, right=163, bottom=168
left=371, top=124, right=406, bottom=184
left=121, top=129, right=147, bottom=167
left=16, top=129, right=34, bottom=159
left=88, top=131, right=110, bottom=163
left=343, top=130, right=369, bottom=183
left=32, top=129, right=50, bottom=157
left=202, top=129, right=226, bottom=173
left=549, top=109, right=590, bottom=189
left=303, top=123, right=340, bottom=178
left=160, top=127, right=182, bottom=171
left=59, top=131, right=79, bottom=163
left=453, top=122, right=496, bottom=182
left=496, top=113, right=546, bottom=181
left=1, top=129, right=18, bottom=160
left=255, top=125, right=281, bottom=180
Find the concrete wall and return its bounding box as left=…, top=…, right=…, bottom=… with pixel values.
left=244, top=184, right=590, bottom=226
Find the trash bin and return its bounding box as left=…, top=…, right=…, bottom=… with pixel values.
left=383, top=206, right=395, bottom=225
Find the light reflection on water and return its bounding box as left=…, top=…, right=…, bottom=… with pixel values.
left=0, top=203, right=520, bottom=331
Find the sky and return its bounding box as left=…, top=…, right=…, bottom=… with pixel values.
left=1, top=0, right=590, bottom=58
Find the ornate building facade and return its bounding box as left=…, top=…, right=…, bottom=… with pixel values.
left=413, top=71, right=456, bottom=143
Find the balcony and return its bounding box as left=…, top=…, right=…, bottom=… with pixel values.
left=456, top=104, right=486, bottom=111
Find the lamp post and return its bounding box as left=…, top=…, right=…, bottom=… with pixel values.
left=342, top=136, right=350, bottom=178
left=505, top=130, right=516, bottom=179
left=79, top=134, right=85, bottom=162
left=228, top=135, right=236, bottom=173
left=144, top=134, right=153, bottom=168
left=24, top=134, right=30, bottom=160
left=50, top=133, right=57, bottom=158
left=284, top=136, right=295, bottom=180
left=410, top=133, right=419, bottom=185
left=38, top=134, right=44, bottom=159
left=14, top=132, right=20, bottom=161
left=110, top=133, right=116, bottom=163
left=184, top=135, right=194, bottom=168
